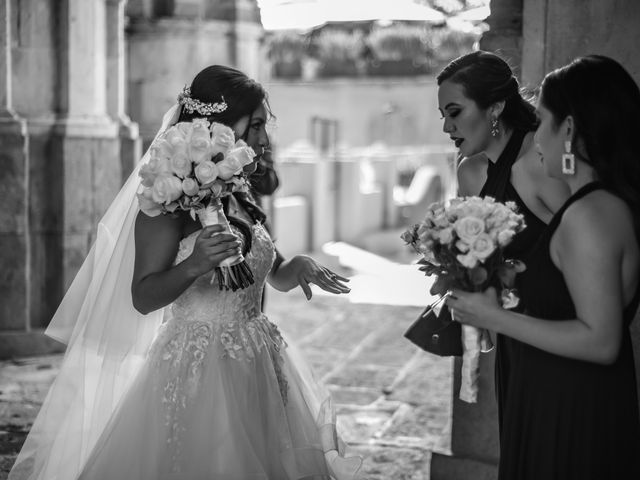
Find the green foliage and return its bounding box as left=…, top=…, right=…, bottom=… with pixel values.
left=313, top=29, right=364, bottom=63
left=266, top=31, right=308, bottom=63
left=367, top=25, right=432, bottom=62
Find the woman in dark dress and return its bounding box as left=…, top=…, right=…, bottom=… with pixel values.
left=446, top=55, right=640, bottom=479
left=437, top=51, right=569, bottom=422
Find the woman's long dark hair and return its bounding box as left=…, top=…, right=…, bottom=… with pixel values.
left=179, top=65, right=268, bottom=253
left=437, top=50, right=538, bottom=132
left=540, top=55, right=640, bottom=235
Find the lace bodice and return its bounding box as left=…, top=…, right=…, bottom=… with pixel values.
left=171, top=222, right=276, bottom=325
left=149, top=221, right=284, bottom=366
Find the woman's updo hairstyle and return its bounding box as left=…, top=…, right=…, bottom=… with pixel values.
left=437, top=51, right=538, bottom=132
left=178, top=65, right=268, bottom=251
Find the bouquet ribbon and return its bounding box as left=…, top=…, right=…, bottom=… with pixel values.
left=196, top=197, right=254, bottom=291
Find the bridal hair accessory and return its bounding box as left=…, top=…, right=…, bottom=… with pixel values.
left=178, top=85, right=228, bottom=116
left=562, top=140, right=575, bottom=175
left=490, top=117, right=499, bottom=137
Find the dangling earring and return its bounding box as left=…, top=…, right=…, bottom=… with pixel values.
left=490, top=118, right=499, bottom=137
left=562, top=140, right=575, bottom=175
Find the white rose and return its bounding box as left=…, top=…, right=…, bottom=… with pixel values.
left=164, top=123, right=190, bottom=156
left=170, top=152, right=192, bottom=178
left=149, top=138, right=173, bottom=163
left=216, top=158, right=242, bottom=180
left=454, top=216, right=485, bottom=244
left=210, top=123, right=236, bottom=156
left=137, top=188, right=162, bottom=217
left=139, top=156, right=171, bottom=187
left=194, top=160, right=219, bottom=185
left=151, top=174, right=183, bottom=204
left=228, top=143, right=256, bottom=167
left=456, top=239, right=470, bottom=252
left=189, top=120, right=213, bottom=164
left=436, top=227, right=454, bottom=245
left=470, top=233, right=495, bottom=261
left=457, top=252, right=479, bottom=269
left=487, top=208, right=510, bottom=229
left=497, top=229, right=516, bottom=247
left=182, top=177, right=199, bottom=196
left=433, top=213, right=450, bottom=228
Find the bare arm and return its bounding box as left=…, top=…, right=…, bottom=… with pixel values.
left=446, top=194, right=634, bottom=364
left=131, top=212, right=241, bottom=314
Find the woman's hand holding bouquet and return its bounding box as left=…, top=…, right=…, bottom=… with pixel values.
left=402, top=196, right=526, bottom=402
left=137, top=119, right=256, bottom=291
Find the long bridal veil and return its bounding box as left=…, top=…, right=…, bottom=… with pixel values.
left=9, top=106, right=181, bottom=480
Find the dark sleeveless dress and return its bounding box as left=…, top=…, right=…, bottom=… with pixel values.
left=499, top=182, right=640, bottom=479
left=477, top=130, right=548, bottom=437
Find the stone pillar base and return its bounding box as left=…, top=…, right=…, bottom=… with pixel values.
left=0, top=331, right=66, bottom=360
left=430, top=452, right=498, bottom=480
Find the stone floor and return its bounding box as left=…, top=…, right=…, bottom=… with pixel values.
left=0, top=239, right=454, bottom=479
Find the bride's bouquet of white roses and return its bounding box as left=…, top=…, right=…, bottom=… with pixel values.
left=402, top=196, right=526, bottom=402
left=137, top=118, right=256, bottom=291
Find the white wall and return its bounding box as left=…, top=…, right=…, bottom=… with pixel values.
left=265, top=76, right=450, bottom=151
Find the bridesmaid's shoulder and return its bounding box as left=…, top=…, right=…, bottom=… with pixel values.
left=560, top=188, right=635, bottom=246
left=456, top=154, right=487, bottom=196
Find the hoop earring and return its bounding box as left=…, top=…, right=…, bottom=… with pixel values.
left=562, top=140, right=575, bottom=175
left=490, top=118, right=499, bottom=137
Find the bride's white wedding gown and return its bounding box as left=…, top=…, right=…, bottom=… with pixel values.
left=12, top=221, right=362, bottom=480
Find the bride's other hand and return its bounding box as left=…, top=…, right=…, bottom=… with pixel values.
left=291, top=255, right=350, bottom=300
left=183, top=225, right=242, bottom=277
left=268, top=251, right=350, bottom=299
left=445, top=287, right=501, bottom=329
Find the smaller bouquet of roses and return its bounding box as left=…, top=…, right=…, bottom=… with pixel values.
left=137, top=118, right=256, bottom=291
left=402, top=196, right=526, bottom=402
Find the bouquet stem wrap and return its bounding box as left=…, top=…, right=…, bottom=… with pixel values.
left=196, top=197, right=254, bottom=291
left=459, top=326, right=493, bottom=403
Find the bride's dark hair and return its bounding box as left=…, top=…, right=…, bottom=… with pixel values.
left=178, top=65, right=269, bottom=252
left=540, top=55, right=640, bottom=235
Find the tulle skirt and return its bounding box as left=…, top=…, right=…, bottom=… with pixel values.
left=70, top=315, right=362, bottom=480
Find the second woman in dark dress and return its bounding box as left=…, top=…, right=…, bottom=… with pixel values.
left=436, top=51, right=569, bottom=425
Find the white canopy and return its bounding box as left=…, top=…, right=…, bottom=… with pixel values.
left=258, top=0, right=446, bottom=31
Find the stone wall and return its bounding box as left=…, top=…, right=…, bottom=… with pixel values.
left=265, top=77, right=449, bottom=150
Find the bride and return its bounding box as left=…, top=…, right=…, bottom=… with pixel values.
left=9, top=65, right=363, bottom=480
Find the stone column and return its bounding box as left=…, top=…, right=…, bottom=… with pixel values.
left=0, top=0, right=31, bottom=347
left=107, top=0, right=141, bottom=179
left=479, top=0, right=524, bottom=78
left=0, top=0, right=123, bottom=359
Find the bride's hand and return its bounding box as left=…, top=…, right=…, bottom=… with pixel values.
left=444, top=287, right=501, bottom=329
left=290, top=255, right=350, bottom=300
left=184, top=225, right=242, bottom=277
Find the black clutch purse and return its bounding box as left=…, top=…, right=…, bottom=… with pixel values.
left=404, top=303, right=463, bottom=356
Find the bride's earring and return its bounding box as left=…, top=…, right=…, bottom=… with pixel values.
left=562, top=140, right=575, bottom=175
left=490, top=118, right=499, bottom=137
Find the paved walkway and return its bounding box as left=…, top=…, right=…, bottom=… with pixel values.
left=0, top=236, right=453, bottom=479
